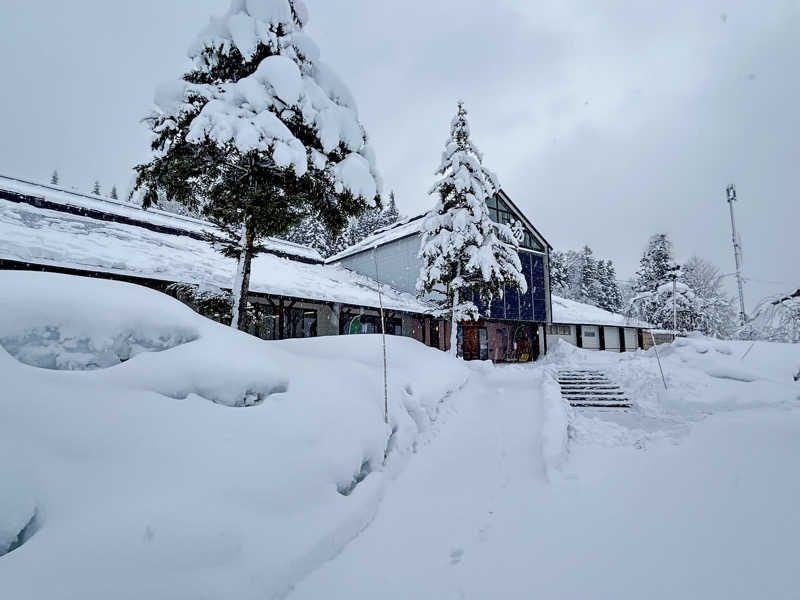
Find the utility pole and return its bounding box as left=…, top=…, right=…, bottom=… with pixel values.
left=726, top=185, right=747, bottom=325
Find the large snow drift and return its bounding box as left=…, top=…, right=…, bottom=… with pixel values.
left=0, top=272, right=467, bottom=599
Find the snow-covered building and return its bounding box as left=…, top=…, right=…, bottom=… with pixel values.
left=549, top=295, right=651, bottom=352
left=0, top=174, right=653, bottom=360
left=328, top=190, right=553, bottom=361
left=0, top=174, right=434, bottom=341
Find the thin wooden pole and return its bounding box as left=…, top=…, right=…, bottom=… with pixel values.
left=373, top=249, right=389, bottom=425
left=649, top=329, right=668, bottom=391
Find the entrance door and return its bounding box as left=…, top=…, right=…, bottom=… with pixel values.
left=461, top=327, right=484, bottom=361
left=430, top=321, right=440, bottom=350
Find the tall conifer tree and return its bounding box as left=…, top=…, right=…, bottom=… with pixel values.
left=133, top=0, right=381, bottom=330
left=417, top=102, right=526, bottom=356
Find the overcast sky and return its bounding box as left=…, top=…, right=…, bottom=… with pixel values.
left=1, top=0, right=797, bottom=309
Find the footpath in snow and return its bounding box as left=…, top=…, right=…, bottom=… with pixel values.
left=290, top=340, right=800, bottom=600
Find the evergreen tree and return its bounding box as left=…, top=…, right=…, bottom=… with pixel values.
left=110, top=185, right=119, bottom=200
left=578, top=246, right=601, bottom=305
left=284, top=215, right=333, bottom=257
left=680, top=256, right=735, bottom=337
left=132, top=0, right=381, bottom=330
left=548, top=250, right=570, bottom=295
left=321, top=190, right=401, bottom=257
left=634, top=233, right=674, bottom=293
left=628, top=233, right=705, bottom=330
left=601, top=260, right=623, bottom=312
left=92, top=180, right=101, bottom=195
left=383, top=190, right=400, bottom=225
left=417, top=102, right=527, bottom=356
left=50, top=170, right=59, bottom=185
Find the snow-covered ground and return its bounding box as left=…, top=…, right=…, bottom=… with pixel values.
left=0, top=272, right=466, bottom=599
left=1, top=272, right=798, bottom=599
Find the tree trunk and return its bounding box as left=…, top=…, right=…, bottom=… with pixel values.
left=450, top=286, right=459, bottom=357
left=230, top=219, right=254, bottom=331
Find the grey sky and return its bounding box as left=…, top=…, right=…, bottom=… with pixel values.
left=1, top=0, right=797, bottom=309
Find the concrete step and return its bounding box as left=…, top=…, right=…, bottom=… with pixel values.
left=559, top=385, right=620, bottom=391
left=561, top=390, right=625, bottom=398
left=558, top=368, right=632, bottom=409
left=569, top=400, right=632, bottom=408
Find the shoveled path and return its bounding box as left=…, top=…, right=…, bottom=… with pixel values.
left=288, top=364, right=549, bottom=599
left=289, top=356, right=800, bottom=600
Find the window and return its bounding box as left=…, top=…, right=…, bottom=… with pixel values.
left=250, top=304, right=318, bottom=340
left=548, top=325, right=571, bottom=336
left=486, top=195, right=545, bottom=252
left=583, top=330, right=597, bottom=338
left=345, top=314, right=402, bottom=336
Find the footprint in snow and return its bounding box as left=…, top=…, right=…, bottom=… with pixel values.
left=450, top=548, right=464, bottom=565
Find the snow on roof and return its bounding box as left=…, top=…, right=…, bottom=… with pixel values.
left=551, top=295, right=650, bottom=328
left=326, top=214, right=425, bottom=263
left=0, top=195, right=433, bottom=315
left=0, top=174, right=323, bottom=263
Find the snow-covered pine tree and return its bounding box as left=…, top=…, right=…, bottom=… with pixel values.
left=110, top=185, right=119, bottom=200
left=417, top=102, right=527, bottom=356
left=133, top=0, right=381, bottom=330
left=92, top=180, right=101, bottom=195
left=50, top=170, right=59, bottom=185
left=577, top=246, right=600, bottom=305
left=383, top=190, right=400, bottom=226
left=602, top=260, right=623, bottom=312
left=681, top=255, right=736, bottom=337
left=321, top=190, right=400, bottom=257
left=634, top=234, right=674, bottom=294
left=629, top=233, right=680, bottom=326
left=284, top=215, right=332, bottom=257
left=648, top=273, right=701, bottom=332
left=548, top=250, right=570, bottom=296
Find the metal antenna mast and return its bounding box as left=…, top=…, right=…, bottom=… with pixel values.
left=726, top=184, right=747, bottom=325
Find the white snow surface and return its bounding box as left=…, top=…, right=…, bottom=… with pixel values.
left=0, top=272, right=467, bottom=599
left=552, top=293, right=651, bottom=328
left=1, top=273, right=799, bottom=598
left=289, top=339, right=800, bottom=599
left=0, top=195, right=432, bottom=314
left=0, top=174, right=323, bottom=263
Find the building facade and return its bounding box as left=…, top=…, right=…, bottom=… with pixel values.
left=328, top=190, right=554, bottom=362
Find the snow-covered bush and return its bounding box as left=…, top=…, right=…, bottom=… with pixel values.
left=740, top=289, right=800, bottom=343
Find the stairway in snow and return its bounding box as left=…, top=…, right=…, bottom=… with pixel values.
left=557, top=369, right=632, bottom=408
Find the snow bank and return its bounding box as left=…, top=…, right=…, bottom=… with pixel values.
left=540, top=367, right=571, bottom=477
left=0, top=272, right=468, bottom=599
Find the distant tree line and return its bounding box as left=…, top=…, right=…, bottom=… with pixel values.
left=550, top=246, right=623, bottom=313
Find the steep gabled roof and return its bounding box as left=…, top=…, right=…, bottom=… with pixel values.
left=327, top=214, right=426, bottom=263
left=327, top=189, right=551, bottom=263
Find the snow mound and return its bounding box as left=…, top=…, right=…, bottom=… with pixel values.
left=0, top=272, right=200, bottom=370
left=664, top=337, right=761, bottom=383
left=0, top=271, right=468, bottom=599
